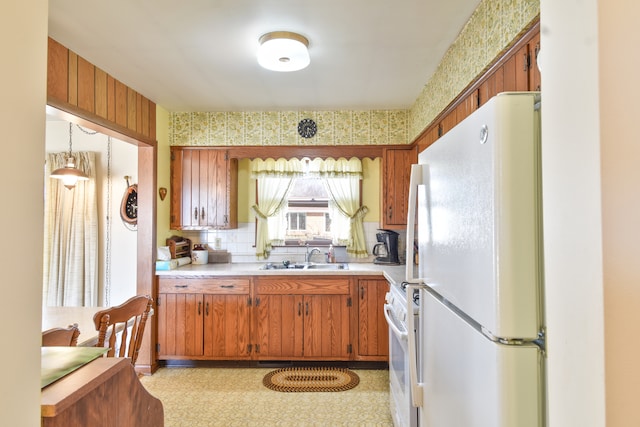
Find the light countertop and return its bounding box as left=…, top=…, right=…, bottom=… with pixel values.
left=156, top=262, right=407, bottom=286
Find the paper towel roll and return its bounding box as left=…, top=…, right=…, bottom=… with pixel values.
left=176, top=257, right=192, bottom=267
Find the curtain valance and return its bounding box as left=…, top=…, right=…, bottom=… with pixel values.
left=251, top=157, right=362, bottom=179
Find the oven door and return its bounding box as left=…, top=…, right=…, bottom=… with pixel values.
left=384, top=303, right=418, bottom=427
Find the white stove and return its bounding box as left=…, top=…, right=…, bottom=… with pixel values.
left=384, top=282, right=420, bottom=427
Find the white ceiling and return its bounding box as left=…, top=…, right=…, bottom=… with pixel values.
left=48, top=0, right=481, bottom=112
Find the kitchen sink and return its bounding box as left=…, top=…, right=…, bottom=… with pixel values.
left=260, top=262, right=348, bottom=271
left=260, top=262, right=306, bottom=270
left=304, top=263, right=348, bottom=270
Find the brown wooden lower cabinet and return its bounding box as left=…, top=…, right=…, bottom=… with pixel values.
left=41, top=358, right=164, bottom=427
left=255, top=277, right=351, bottom=360
left=255, top=293, right=351, bottom=360
left=156, top=277, right=251, bottom=360
left=356, top=278, right=390, bottom=360
left=155, top=274, right=389, bottom=362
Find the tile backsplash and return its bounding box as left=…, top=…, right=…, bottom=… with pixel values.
left=179, top=222, right=407, bottom=265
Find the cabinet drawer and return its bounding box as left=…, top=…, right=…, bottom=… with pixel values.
left=158, top=278, right=250, bottom=294
left=255, top=277, right=350, bottom=295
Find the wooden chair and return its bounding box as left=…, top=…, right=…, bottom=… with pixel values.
left=93, top=295, right=153, bottom=365
left=42, top=323, right=80, bottom=346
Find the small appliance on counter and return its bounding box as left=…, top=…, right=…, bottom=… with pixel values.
left=373, top=229, right=400, bottom=265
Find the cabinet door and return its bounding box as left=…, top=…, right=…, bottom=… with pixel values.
left=170, top=148, right=204, bottom=228
left=357, top=279, right=389, bottom=359
left=303, top=295, right=351, bottom=359
left=203, top=294, right=251, bottom=358
left=381, top=147, right=418, bottom=229
left=157, top=293, right=204, bottom=357
left=478, top=66, right=505, bottom=107
left=255, top=294, right=304, bottom=358
left=503, top=43, right=531, bottom=92
left=529, top=32, right=541, bottom=91
left=170, top=147, right=238, bottom=230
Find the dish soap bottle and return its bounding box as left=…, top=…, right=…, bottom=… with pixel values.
left=328, top=245, right=335, bottom=263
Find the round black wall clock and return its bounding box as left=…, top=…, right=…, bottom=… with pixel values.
left=298, top=118, right=317, bottom=138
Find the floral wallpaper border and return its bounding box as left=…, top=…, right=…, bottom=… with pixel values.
left=169, top=0, right=540, bottom=147
left=170, top=110, right=407, bottom=146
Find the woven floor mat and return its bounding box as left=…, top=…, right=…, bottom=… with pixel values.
left=262, top=367, right=360, bottom=392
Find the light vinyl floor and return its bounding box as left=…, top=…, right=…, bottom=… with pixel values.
left=139, top=366, right=394, bottom=427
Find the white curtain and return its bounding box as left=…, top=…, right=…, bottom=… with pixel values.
left=312, top=157, right=369, bottom=257
left=250, top=158, right=304, bottom=258
left=251, top=157, right=368, bottom=258
left=43, top=152, right=99, bottom=307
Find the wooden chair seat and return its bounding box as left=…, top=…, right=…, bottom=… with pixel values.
left=42, top=323, right=80, bottom=347
left=92, top=295, right=153, bottom=365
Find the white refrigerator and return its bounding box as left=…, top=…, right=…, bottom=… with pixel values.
left=405, top=92, right=546, bottom=427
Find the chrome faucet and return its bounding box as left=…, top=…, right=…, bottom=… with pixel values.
left=306, top=247, right=322, bottom=263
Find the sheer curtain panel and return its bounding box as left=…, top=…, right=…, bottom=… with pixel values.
left=43, top=152, right=98, bottom=306
left=250, top=158, right=303, bottom=258
left=314, top=157, right=369, bottom=257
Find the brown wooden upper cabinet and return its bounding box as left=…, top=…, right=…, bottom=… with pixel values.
left=170, top=147, right=238, bottom=230
left=483, top=29, right=541, bottom=106
left=381, top=146, right=418, bottom=229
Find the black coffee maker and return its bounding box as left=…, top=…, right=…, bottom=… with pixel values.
left=373, top=229, right=400, bottom=265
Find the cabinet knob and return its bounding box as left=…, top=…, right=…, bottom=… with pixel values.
left=194, top=207, right=198, bottom=220
left=201, top=207, right=205, bottom=220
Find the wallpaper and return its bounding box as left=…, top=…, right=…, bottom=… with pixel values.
left=169, top=0, right=540, bottom=147
left=170, top=110, right=408, bottom=146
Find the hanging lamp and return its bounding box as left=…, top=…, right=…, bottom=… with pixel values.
left=50, top=122, right=89, bottom=190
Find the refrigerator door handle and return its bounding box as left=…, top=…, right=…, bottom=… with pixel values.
left=406, top=283, right=427, bottom=408
left=406, top=164, right=423, bottom=283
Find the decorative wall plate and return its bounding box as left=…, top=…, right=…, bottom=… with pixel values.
left=120, top=176, right=138, bottom=226
left=298, top=118, right=317, bottom=138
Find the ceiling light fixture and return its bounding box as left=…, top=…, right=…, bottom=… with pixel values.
left=257, top=31, right=310, bottom=72
left=50, top=122, right=89, bottom=190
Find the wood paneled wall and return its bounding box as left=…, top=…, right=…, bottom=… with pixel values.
left=46, top=37, right=158, bottom=373
left=47, top=37, right=156, bottom=145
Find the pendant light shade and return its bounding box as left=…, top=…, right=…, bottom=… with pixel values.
left=50, top=123, right=89, bottom=190
left=257, top=31, right=310, bottom=72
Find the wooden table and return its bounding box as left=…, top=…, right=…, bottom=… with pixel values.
left=41, top=352, right=164, bottom=426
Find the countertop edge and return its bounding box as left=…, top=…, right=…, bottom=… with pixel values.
left=156, top=263, right=406, bottom=286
